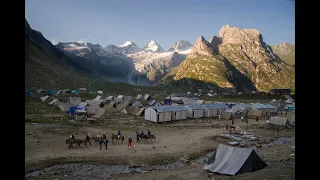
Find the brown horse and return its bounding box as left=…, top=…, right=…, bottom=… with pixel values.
left=66, top=138, right=88, bottom=149
left=91, top=136, right=100, bottom=145
left=111, top=134, right=124, bottom=145
left=142, top=134, right=156, bottom=142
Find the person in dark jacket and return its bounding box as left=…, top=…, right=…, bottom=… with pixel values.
left=117, top=130, right=121, bottom=139
left=86, top=133, right=91, bottom=145
left=147, top=130, right=151, bottom=136
left=97, top=135, right=103, bottom=150
left=104, top=138, right=108, bottom=150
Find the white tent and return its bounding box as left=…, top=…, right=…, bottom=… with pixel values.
left=203, top=144, right=267, bottom=176
left=136, top=94, right=142, bottom=100
left=97, top=91, right=103, bottom=95
left=93, top=95, right=102, bottom=101
left=268, top=116, right=289, bottom=126
left=184, top=104, right=205, bottom=118
left=40, top=95, right=49, bottom=102
left=48, top=99, right=59, bottom=106
left=69, top=97, right=81, bottom=106
left=143, top=94, right=150, bottom=100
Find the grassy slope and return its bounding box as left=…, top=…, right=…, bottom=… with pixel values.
left=279, top=51, right=295, bottom=66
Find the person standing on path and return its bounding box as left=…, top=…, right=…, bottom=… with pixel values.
left=128, top=136, right=133, bottom=148
left=105, top=139, right=108, bottom=149
left=97, top=135, right=103, bottom=150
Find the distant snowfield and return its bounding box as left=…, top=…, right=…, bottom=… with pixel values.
left=58, top=41, right=192, bottom=73
left=62, top=43, right=91, bottom=53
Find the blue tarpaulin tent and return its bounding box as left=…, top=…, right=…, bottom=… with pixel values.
left=73, top=89, right=78, bottom=94
left=49, top=90, right=55, bottom=95
left=68, top=106, right=78, bottom=115
left=163, top=99, right=172, bottom=105
left=27, top=91, right=33, bottom=96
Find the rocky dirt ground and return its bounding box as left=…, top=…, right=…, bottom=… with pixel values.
left=25, top=118, right=295, bottom=180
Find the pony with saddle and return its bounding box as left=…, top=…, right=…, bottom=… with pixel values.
left=111, top=134, right=124, bottom=145
left=136, top=132, right=156, bottom=143
left=66, top=138, right=88, bottom=149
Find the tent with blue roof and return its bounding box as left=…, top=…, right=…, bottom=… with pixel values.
left=68, top=106, right=78, bottom=115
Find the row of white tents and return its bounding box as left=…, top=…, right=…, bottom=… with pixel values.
left=144, top=102, right=295, bottom=125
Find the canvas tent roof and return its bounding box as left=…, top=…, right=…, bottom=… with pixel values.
left=117, top=95, right=124, bottom=99
left=86, top=100, right=103, bottom=107
left=56, top=102, right=71, bottom=112
left=77, top=102, right=88, bottom=109
left=225, top=109, right=240, bottom=113
left=40, top=95, right=49, bottom=102
left=93, top=95, right=102, bottom=101
left=48, top=99, right=59, bottom=105
left=87, top=106, right=99, bottom=115
left=123, top=96, right=132, bottom=101
left=143, top=94, right=150, bottom=100
left=232, top=104, right=251, bottom=110
left=150, top=105, right=188, bottom=112
left=185, top=104, right=205, bottom=110
left=92, top=108, right=105, bottom=119
left=196, top=100, right=205, bottom=104
left=250, top=103, right=275, bottom=109
left=69, top=97, right=81, bottom=106
left=136, top=94, right=142, bottom=99
left=201, top=104, right=230, bottom=109
left=269, top=116, right=288, bottom=126
left=115, top=101, right=130, bottom=112
left=247, top=109, right=263, bottom=118
left=106, top=96, right=113, bottom=100
left=221, top=111, right=232, bottom=120
left=131, top=101, right=143, bottom=107
left=203, top=144, right=267, bottom=176
left=149, top=99, right=157, bottom=106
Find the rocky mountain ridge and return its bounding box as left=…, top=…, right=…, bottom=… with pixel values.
left=163, top=25, right=295, bottom=92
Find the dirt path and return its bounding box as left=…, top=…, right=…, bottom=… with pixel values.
left=25, top=119, right=295, bottom=179
left=25, top=122, right=229, bottom=172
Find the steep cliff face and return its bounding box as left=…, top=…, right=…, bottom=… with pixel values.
left=163, top=25, right=295, bottom=92
left=215, top=25, right=294, bottom=92
left=172, top=36, right=232, bottom=88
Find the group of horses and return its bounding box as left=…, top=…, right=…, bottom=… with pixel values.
left=65, top=131, right=156, bottom=149
left=136, top=131, right=156, bottom=143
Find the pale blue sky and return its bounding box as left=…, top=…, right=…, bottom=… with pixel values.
left=25, top=0, right=295, bottom=50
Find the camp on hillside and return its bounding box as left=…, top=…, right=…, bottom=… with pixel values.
left=203, top=144, right=267, bottom=176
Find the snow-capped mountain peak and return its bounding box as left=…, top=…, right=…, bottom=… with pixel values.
left=119, top=41, right=135, bottom=47
left=168, top=40, right=193, bottom=52
left=142, top=40, right=164, bottom=53
left=116, top=41, right=141, bottom=54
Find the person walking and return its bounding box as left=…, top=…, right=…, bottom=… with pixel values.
left=97, top=135, right=103, bottom=150
left=128, top=136, right=133, bottom=148
left=104, top=138, right=108, bottom=150
left=86, top=133, right=91, bottom=145
left=117, top=130, right=121, bottom=140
